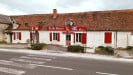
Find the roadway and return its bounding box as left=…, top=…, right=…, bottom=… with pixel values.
left=0, top=50, right=132, bottom=75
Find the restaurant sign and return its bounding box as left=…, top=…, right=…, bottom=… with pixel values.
left=46, top=26, right=86, bottom=31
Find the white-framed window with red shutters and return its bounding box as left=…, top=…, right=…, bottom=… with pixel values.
left=75, top=33, right=87, bottom=44
left=13, top=32, right=22, bottom=40
left=49, top=32, right=60, bottom=42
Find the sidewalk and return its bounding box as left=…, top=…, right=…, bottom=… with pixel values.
left=0, top=48, right=133, bottom=63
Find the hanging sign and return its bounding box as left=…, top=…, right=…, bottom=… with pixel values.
left=46, top=26, right=86, bottom=31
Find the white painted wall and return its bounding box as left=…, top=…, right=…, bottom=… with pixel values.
left=40, top=31, right=86, bottom=47
left=5, top=33, right=10, bottom=43
left=0, top=32, right=5, bottom=41
left=40, top=31, right=66, bottom=46
left=9, top=30, right=133, bottom=49
left=86, top=31, right=133, bottom=48
left=130, top=34, right=133, bottom=46
left=117, top=32, right=132, bottom=48
left=86, top=31, right=116, bottom=48
left=61, top=33, right=66, bottom=46
left=39, top=31, right=50, bottom=44
left=12, top=31, right=30, bottom=43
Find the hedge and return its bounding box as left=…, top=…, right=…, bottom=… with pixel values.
left=31, top=43, right=46, bottom=50
left=95, top=46, right=114, bottom=55
left=67, top=45, right=85, bottom=53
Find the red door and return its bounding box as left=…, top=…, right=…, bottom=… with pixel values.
left=66, top=34, right=71, bottom=46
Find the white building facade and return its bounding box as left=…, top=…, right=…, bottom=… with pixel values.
left=7, top=9, right=133, bottom=50
left=8, top=29, right=133, bottom=49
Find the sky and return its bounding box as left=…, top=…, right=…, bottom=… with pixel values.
left=0, top=0, right=133, bottom=15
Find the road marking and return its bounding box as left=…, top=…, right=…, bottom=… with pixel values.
left=0, top=61, right=37, bottom=69
left=32, top=64, right=73, bottom=71
left=0, top=49, right=9, bottom=50
left=20, top=56, right=52, bottom=61
left=10, top=58, right=45, bottom=64
left=0, top=60, right=13, bottom=63
left=96, top=72, right=118, bottom=75
left=0, top=67, right=25, bottom=75
left=28, top=54, right=56, bottom=59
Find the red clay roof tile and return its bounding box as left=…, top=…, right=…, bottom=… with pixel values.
left=10, top=9, right=133, bottom=31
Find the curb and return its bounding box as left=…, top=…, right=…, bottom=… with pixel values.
left=0, top=48, right=133, bottom=63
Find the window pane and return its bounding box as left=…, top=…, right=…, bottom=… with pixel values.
left=79, top=33, right=81, bottom=42
left=76, top=33, right=78, bottom=42
left=66, top=35, right=71, bottom=41
left=76, top=33, right=82, bottom=43
left=56, top=33, right=58, bottom=40
left=69, top=35, right=71, bottom=40
left=53, top=33, right=58, bottom=40
left=53, top=33, right=55, bottom=40
left=17, top=32, right=19, bottom=39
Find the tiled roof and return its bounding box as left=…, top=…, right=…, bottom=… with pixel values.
left=0, top=14, right=11, bottom=24
left=10, top=9, right=133, bottom=31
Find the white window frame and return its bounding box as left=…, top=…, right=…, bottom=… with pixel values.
left=53, top=33, right=58, bottom=40
left=76, top=33, right=82, bottom=43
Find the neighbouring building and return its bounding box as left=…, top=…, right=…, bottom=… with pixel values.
left=6, top=9, right=133, bottom=51
left=0, top=14, right=12, bottom=42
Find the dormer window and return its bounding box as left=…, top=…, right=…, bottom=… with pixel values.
left=37, top=21, right=46, bottom=26
left=25, top=23, right=29, bottom=27
left=65, top=20, right=71, bottom=26
left=65, top=19, right=74, bottom=26
left=10, top=18, right=16, bottom=24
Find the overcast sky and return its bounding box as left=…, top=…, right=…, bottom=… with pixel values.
left=0, top=0, right=133, bottom=15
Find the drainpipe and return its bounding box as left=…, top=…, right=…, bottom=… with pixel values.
left=115, top=31, right=117, bottom=49
left=127, top=34, right=129, bottom=46
left=114, top=31, right=118, bottom=56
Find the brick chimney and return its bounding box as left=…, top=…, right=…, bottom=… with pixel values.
left=53, top=9, right=57, bottom=19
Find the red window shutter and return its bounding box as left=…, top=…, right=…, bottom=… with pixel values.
left=14, top=32, right=16, bottom=40
left=19, top=32, right=22, bottom=40
left=57, top=33, right=60, bottom=41
left=30, top=32, right=32, bottom=41
left=74, top=33, right=75, bottom=43
left=104, top=32, right=112, bottom=43
left=50, top=32, right=52, bottom=41
left=82, top=33, right=87, bottom=44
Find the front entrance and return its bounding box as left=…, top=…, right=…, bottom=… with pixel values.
left=66, top=34, right=71, bottom=46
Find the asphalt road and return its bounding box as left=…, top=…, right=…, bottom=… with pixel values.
left=0, top=51, right=132, bottom=75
